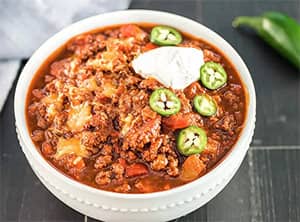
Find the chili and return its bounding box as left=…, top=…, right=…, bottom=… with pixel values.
left=200, top=62, right=227, bottom=90
left=177, top=126, right=207, bottom=156
left=150, top=25, right=182, bottom=46
left=193, top=94, right=217, bottom=116
left=233, top=11, right=300, bottom=69
left=26, top=23, right=247, bottom=193
left=149, top=88, right=181, bottom=116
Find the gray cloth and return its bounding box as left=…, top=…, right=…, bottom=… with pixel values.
left=0, top=0, right=130, bottom=111
left=0, top=60, right=21, bottom=110
left=0, top=0, right=131, bottom=59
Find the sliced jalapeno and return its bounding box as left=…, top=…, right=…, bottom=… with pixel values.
left=200, top=62, right=227, bottom=90
left=193, top=94, right=217, bottom=116
left=150, top=25, right=182, bottom=46
left=149, top=88, right=181, bottom=116
left=177, top=126, right=207, bottom=156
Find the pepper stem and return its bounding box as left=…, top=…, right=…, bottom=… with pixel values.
left=232, top=16, right=262, bottom=32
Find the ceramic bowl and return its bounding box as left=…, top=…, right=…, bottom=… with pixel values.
left=14, top=10, right=256, bottom=222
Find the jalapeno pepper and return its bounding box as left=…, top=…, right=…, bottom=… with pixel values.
left=200, top=62, right=227, bottom=90
left=193, top=94, right=217, bottom=116
left=150, top=25, right=182, bottom=46
left=233, top=11, right=300, bottom=69
left=177, top=126, right=207, bottom=156
left=149, top=88, right=181, bottom=116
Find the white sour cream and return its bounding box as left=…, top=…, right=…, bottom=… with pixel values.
left=132, top=47, right=204, bottom=89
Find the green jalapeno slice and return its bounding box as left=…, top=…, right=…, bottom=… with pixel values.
left=200, top=62, right=227, bottom=90
left=150, top=25, right=182, bottom=46
left=149, top=88, right=181, bottom=116
left=177, top=126, right=207, bottom=156
left=193, top=94, right=217, bottom=116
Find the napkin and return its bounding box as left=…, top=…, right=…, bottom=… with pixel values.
left=0, top=0, right=131, bottom=111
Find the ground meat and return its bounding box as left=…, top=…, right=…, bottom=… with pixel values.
left=37, top=117, right=48, bottom=129
left=50, top=58, right=71, bottom=78
left=143, top=136, right=163, bottom=161
left=68, top=86, right=93, bottom=105
left=52, top=112, right=68, bottom=132
left=32, top=89, right=44, bottom=99
left=41, top=142, right=55, bottom=156
left=112, top=162, right=125, bottom=181
left=141, top=106, right=158, bottom=122
left=131, top=90, right=150, bottom=111
left=95, top=170, right=112, bottom=185
left=86, top=112, right=113, bottom=143
left=100, top=144, right=113, bottom=156
left=31, top=130, right=45, bottom=142
left=184, top=82, right=206, bottom=100
left=139, top=78, right=162, bottom=90
left=81, top=131, right=103, bottom=148
left=176, top=91, right=192, bottom=113
left=44, top=75, right=55, bottom=83
left=215, top=114, right=236, bottom=134
left=179, top=39, right=202, bottom=49
left=203, top=49, right=221, bottom=62
left=123, top=116, right=161, bottom=150
left=94, top=155, right=112, bottom=170
left=223, top=91, right=240, bottom=105
left=120, top=150, right=137, bottom=162
left=167, top=155, right=179, bottom=177
left=200, top=138, right=220, bottom=164
left=67, top=34, right=106, bottom=59
left=114, top=183, right=131, bottom=193
left=151, top=154, right=168, bottom=171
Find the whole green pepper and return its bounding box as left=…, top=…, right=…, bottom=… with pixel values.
left=233, top=11, right=300, bottom=69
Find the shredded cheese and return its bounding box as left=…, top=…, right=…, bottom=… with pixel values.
left=54, top=137, right=89, bottom=159
left=67, top=102, right=92, bottom=131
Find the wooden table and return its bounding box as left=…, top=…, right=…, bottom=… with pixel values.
left=1, top=0, right=300, bottom=221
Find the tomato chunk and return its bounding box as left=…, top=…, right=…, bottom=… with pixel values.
left=163, top=113, right=191, bottom=129
left=184, top=82, right=206, bottom=100
left=73, top=157, right=86, bottom=170
left=118, top=158, right=127, bottom=168
left=180, top=155, right=206, bottom=181
left=144, top=42, right=158, bottom=51
left=126, top=163, right=148, bottom=178
left=120, top=24, right=146, bottom=40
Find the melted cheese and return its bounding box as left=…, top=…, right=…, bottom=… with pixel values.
left=42, top=93, right=64, bottom=119
left=102, top=79, right=117, bottom=98
left=132, top=47, right=204, bottom=89
left=79, top=77, right=98, bottom=91
left=87, top=51, right=126, bottom=71
left=67, top=102, right=92, bottom=131
left=54, top=137, right=89, bottom=159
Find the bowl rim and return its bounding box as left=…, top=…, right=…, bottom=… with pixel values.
left=14, top=9, right=256, bottom=199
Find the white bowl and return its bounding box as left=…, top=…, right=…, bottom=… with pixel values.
left=15, top=10, right=256, bottom=222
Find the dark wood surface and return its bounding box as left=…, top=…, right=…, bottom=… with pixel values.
left=1, top=0, right=300, bottom=221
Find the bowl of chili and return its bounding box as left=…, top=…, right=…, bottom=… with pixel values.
left=14, top=10, right=256, bottom=221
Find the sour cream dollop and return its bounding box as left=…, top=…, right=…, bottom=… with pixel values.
left=132, top=47, right=204, bottom=89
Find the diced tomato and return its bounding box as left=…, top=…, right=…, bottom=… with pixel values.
left=125, top=163, right=148, bottom=178
left=184, top=82, right=206, bottom=100
left=41, top=142, right=54, bottom=156
left=118, top=158, right=127, bottom=168
left=180, top=155, right=206, bottom=182
left=120, top=24, right=146, bottom=40
left=163, top=114, right=191, bottom=129
left=144, top=42, right=158, bottom=51
left=73, top=158, right=86, bottom=170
